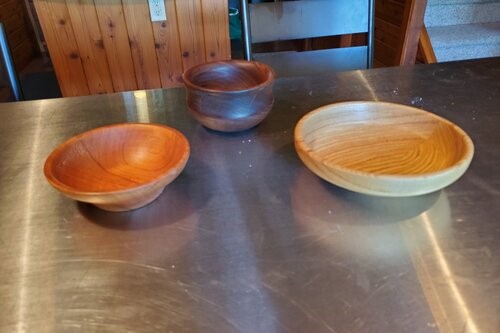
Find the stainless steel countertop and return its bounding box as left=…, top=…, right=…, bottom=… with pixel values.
left=1, top=58, right=499, bottom=333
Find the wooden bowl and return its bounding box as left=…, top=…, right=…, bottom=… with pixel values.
left=294, top=101, right=474, bottom=197
left=182, top=60, right=275, bottom=132
left=44, top=123, right=190, bottom=211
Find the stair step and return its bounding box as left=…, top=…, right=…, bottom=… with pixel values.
left=427, top=22, right=500, bottom=61
left=425, top=2, right=500, bottom=26
left=427, top=0, right=499, bottom=5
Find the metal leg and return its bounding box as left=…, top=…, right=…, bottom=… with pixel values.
left=367, top=0, right=375, bottom=68
left=239, top=0, right=252, bottom=60
left=0, top=23, right=23, bottom=101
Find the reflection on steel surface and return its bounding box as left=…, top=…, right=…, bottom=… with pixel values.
left=291, top=162, right=487, bottom=332
left=419, top=213, right=479, bottom=333
left=18, top=101, right=45, bottom=333
left=133, top=91, right=150, bottom=123
left=354, top=70, right=379, bottom=101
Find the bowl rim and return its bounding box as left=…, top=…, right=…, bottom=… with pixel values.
left=43, top=122, right=190, bottom=197
left=294, top=101, right=475, bottom=180
left=182, top=59, right=275, bottom=94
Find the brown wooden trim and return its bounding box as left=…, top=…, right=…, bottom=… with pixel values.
left=396, top=0, right=428, bottom=65
left=418, top=25, right=437, bottom=64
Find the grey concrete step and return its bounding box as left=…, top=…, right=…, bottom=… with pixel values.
left=427, top=22, right=500, bottom=61
left=425, top=2, right=500, bottom=26
left=427, top=0, right=498, bottom=5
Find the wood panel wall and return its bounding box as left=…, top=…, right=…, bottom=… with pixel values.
left=33, top=0, right=231, bottom=97
left=0, top=0, right=38, bottom=72
left=374, top=0, right=427, bottom=67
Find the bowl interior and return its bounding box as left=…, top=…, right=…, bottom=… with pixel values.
left=45, top=124, right=189, bottom=193
left=183, top=60, right=273, bottom=92
left=297, top=102, right=472, bottom=176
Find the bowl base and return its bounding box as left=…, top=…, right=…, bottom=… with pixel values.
left=188, top=107, right=269, bottom=132
left=93, top=187, right=165, bottom=212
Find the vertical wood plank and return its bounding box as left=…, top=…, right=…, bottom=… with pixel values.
left=201, top=0, right=230, bottom=61
left=374, top=38, right=397, bottom=66
left=375, top=0, right=405, bottom=26
left=151, top=0, right=184, bottom=87
left=94, top=0, right=137, bottom=92
left=175, top=0, right=206, bottom=70
left=339, top=34, right=353, bottom=48
left=122, top=0, right=161, bottom=89
left=33, top=0, right=90, bottom=96
left=66, top=0, right=114, bottom=94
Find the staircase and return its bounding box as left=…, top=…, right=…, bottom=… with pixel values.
left=425, top=0, right=500, bottom=62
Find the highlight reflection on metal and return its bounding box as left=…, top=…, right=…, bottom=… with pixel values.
left=122, top=91, right=151, bottom=122
left=420, top=213, right=480, bottom=333
left=290, top=166, right=483, bottom=332
left=18, top=101, right=46, bottom=333
left=133, top=91, right=150, bottom=123
left=354, top=70, right=379, bottom=101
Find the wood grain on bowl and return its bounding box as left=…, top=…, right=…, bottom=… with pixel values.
left=294, top=101, right=474, bottom=197
left=183, top=60, right=275, bottom=132
left=44, top=123, right=190, bottom=211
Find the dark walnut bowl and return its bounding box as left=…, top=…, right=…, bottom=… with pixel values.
left=182, top=60, right=275, bottom=132
left=44, top=123, right=190, bottom=212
